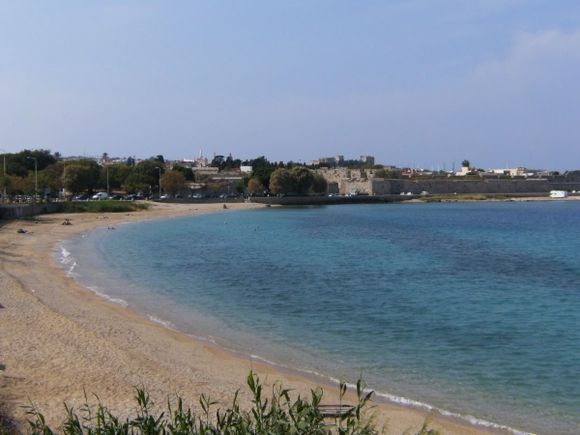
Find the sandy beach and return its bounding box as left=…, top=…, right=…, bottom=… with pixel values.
left=1, top=202, right=510, bottom=434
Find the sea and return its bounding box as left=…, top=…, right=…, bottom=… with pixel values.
left=58, top=201, right=580, bottom=435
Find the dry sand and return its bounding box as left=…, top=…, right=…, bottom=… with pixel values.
left=0, top=202, right=508, bottom=434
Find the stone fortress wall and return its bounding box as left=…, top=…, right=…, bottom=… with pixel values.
left=316, top=168, right=580, bottom=196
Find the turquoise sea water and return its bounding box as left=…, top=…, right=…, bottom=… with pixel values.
left=60, top=202, right=580, bottom=434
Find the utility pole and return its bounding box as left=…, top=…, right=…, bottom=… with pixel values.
left=62, top=159, right=66, bottom=199
left=27, top=156, right=38, bottom=202
left=157, top=167, right=162, bottom=198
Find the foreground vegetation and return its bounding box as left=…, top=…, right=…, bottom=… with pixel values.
left=59, top=201, right=149, bottom=214
left=0, top=407, right=15, bottom=435
left=22, top=373, right=439, bottom=435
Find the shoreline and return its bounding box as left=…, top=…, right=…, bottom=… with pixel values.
left=1, top=202, right=521, bottom=434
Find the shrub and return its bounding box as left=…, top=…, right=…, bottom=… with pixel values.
left=24, top=373, right=440, bottom=434
left=24, top=372, right=380, bottom=434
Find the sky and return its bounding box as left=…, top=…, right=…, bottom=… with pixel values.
left=1, top=1, right=580, bottom=170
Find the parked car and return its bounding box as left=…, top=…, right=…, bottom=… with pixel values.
left=92, top=192, right=109, bottom=200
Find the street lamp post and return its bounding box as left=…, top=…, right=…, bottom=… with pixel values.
left=156, top=167, right=162, bottom=198
left=62, top=160, right=66, bottom=199
left=106, top=165, right=110, bottom=195
left=27, top=156, right=38, bottom=202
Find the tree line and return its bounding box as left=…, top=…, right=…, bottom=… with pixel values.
left=0, top=150, right=171, bottom=197
left=0, top=150, right=327, bottom=199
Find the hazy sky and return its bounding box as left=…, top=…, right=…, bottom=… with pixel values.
left=1, top=1, right=579, bottom=169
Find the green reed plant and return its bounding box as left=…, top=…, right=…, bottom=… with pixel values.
left=24, top=372, right=439, bottom=435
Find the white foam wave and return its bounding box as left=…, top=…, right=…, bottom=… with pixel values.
left=88, top=287, right=128, bottom=308
left=185, top=332, right=220, bottom=347
left=60, top=246, right=71, bottom=259
left=249, top=354, right=280, bottom=366
left=328, top=381, right=533, bottom=435
left=56, top=243, right=129, bottom=306
left=244, top=353, right=533, bottom=435
left=66, top=262, right=78, bottom=276
left=148, top=315, right=177, bottom=331
left=57, top=245, right=79, bottom=276
left=371, top=389, right=533, bottom=434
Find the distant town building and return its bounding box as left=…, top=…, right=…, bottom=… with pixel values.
left=192, top=166, right=219, bottom=176
left=310, top=154, right=373, bottom=167
left=181, top=150, right=209, bottom=167
left=310, top=155, right=342, bottom=166
left=359, top=155, right=375, bottom=165
left=455, top=166, right=472, bottom=176
left=195, top=150, right=210, bottom=167
left=488, top=167, right=548, bottom=178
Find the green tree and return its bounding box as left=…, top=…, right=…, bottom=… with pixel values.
left=311, top=174, right=327, bottom=194
left=235, top=179, right=246, bottom=194
left=7, top=174, right=32, bottom=194
left=223, top=154, right=241, bottom=169
left=101, top=164, right=133, bottom=190
left=38, top=163, right=65, bottom=198
left=122, top=172, right=150, bottom=194
left=171, top=164, right=194, bottom=181
left=160, top=171, right=187, bottom=195
left=291, top=167, right=314, bottom=195
left=124, top=160, right=165, bottom=193
left=247, top=177, right=264, bottom=194
left=5, top=149, right=57, bottom=177
left=462, top=159, right=470, bottom=168
left=63, top=160, right=101, bottom=195
left=245, top=156, right=277, bottom=188
left=211, top=155, right=225, bottom=169
left=269, top=168, right=295, bottom=194
left=0, top=173, right=11, bottom=196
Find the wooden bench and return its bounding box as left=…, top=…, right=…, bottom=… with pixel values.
left=318, top=404, right=355, bottom=418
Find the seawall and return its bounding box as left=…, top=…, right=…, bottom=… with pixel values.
left=0, top=203, right=63, bottom=219
left=371, top=178, right=580, bottom=195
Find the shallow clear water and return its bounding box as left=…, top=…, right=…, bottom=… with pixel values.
left=61, top=202, right=580, bottom=434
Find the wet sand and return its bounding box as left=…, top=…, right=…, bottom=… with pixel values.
left=0, top=202, right=509, bottom=434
